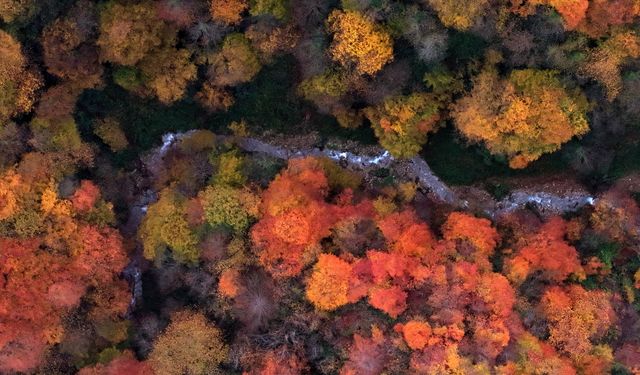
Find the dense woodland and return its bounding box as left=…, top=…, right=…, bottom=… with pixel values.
left=2, top=0, right=640, bottom=374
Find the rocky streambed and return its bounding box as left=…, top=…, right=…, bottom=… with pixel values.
left=122, top=131, right=599, bottom=311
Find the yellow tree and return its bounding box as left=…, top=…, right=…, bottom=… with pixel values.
left=426, top=0, right=490, bottom=30
left=149, top=311, right=228, bottom=375
left=363, top=92, right=442, bottom=158
left=580, top=31, right=640, bottom=101
left=97, top=1, right=171, bottom=66
left=0, top=30, right=41, bottom=121
left=195, top=83, right=235, bottom=112
left=199, top=184, right=260, bottom=234
left=0, top=30, right=25, bottom=120
left=138, top=47, right=197, bottom=104
left=452, top=67, right=589, bottom=168
left=0, top=0, right=35, bottom=23
left=306, top=254, right=352, bottom=311
left=326, top=10, right=393, bottom=76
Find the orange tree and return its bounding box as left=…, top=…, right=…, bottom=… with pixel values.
left=539, top=285, right=616, bottom=370
left=512, top=0, right=589, bottom=30
left=306, top=254, right=352, bottom=311
left=452, top=67, right=589, bottom=168
left=504, top=217, right=584, bottom=284
left=210, top=0, right=247, bottom=25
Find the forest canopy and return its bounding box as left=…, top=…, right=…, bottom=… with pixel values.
left=1, top=0, right=640, bottom=374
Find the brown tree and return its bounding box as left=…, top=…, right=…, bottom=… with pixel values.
left=149, top=311, right=228, bottom=375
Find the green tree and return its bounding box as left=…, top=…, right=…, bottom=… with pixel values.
left=30, top=116, right=84, bottom=153
left=139, top=188, right=199, bottom=263
left=298, top=71, right=348, bottom=103
left=363, top=93, right=442, bottom=158
left=208, top=33, right=262, bottom=87
left=250, top=0, right=288, bottom=20
left=94, top=118, right=129, bottom=152
left=199, top=184, right=260, bottom=234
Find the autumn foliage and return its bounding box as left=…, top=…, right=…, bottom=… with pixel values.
left=396, top=321, right=432, bottom=350
left=540, top=285, right=616, bottom=359
left=149, top=311, right=228, bottom=375
left=306, top=254, right=352, bottom=311
left=452, top=66, right=589, bottom=168
left=363, top=93, right=442, bottom=158
left=2, top=0, right=640, bottom=373
left=97, top=2, right=169, bottom=66
left=505, top=217, right=584, bottom=284
left=243, top=350, right=307, bottom=375
left=326, top=10, right=393, bottom=76
left=580, top=31, right=640, bottom=101
left=208, top=34, right=262, bottom=87
left=0, top=0, right=35, bottom=23
left=211, top=0, right=247, bottom=25
left=340, top=327, right=388, bottom=375
left=251, top=157, right=358, bottom=277
left=427, top=0, right=490, bottom=30
left=513, top=0, right=589, bottom=30
left=0, top=30, right=42, bottom=121
left=442, top=211, right=500, bottom=270
left=78, top=351, right=154, bottom=375
left=0, top=170, right=129, bottom=373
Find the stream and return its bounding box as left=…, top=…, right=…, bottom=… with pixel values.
left=234, top=134, right=597, bottom=216
left=122, top=131, right=599, bottom=311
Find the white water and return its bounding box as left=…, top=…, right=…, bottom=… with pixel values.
left=494, top=191, right=597, bottom=217
left=122, top=131, right=597, bottom=311
left=234, top=133, right=594, bottom=213
left=146, top=132, right=599, bottom=216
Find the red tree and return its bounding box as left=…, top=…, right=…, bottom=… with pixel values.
left=505, top=217, right=584, bottom=284
left=340, top=328, right=388, bottom=375
left=78, top=351, right=154, bottom=375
